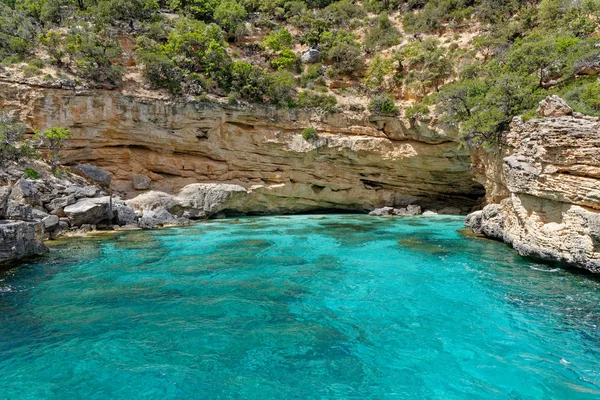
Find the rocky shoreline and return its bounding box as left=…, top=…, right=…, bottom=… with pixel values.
left=465, top=96, right=600, bottom=273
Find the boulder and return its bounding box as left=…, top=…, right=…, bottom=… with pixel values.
left=138, top=207, right=192, bottom=229
left=438, top=206, right=462, bottom=215
left=0, top=220, right=47, bottom=264
left=65, top=185, right=98, bottom=199
left=45, top=195, right=76, bottom=213
left=0, top=186, right=11, bottom=218
left=126, top=191, right=183, bottom=215
left=369, top=206, right=394, bottom=216
left=132, top=174, right=152, bottom=190
left=393, top=205, right=422, bottom=216
left=176, top=183, right=248, bottom=218
left=42, top=215, right=60, bottom=230
left=300, top=49, right=321, bottom=64
left=537, top=95, right=572, bottom=117
left=72, top=164, right=111, bottom=186
left=64, top=196, right=112, bottom=227
left=113, top=203, right=138, bottom=226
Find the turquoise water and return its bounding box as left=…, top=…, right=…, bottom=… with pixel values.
left=1, top=215, right=599, bottom=399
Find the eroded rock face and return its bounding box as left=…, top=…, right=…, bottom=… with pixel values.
left=0, top=221, right=47, bottom=264
left=467, top=103, right=600, bottom=272
left=0, top=81, right=484, bottom=212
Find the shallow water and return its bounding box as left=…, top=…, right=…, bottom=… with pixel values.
left=1, top=215, right=599, bottom=399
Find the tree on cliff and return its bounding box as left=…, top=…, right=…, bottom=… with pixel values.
left=35, top=127, right=71, bottom=173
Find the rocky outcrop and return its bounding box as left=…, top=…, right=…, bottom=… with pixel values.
left=0, top=221, right=46, bottom=264
left=467, top=96, right=600, bottom=272
left=0, top=80, right=484, bottom=213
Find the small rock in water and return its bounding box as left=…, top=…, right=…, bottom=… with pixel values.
left=369, top=207, right=394, bottom=216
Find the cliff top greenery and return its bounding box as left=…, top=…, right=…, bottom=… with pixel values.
left=1, top=0, right=600, bottom=146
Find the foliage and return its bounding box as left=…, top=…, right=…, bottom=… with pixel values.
left=0, top=3, right=36, bottom=60
left=214, top=0, right=247, bottom=41
left=300, top=63, right=325, bottom=88
left=399, top=38, right=453, bottom=95
left=66, top=27, right=123, bottom=85
left=369, top=93, right=398, bottom=115
left=268, top=70, right=297, bottom=105
left=364, top=14, right=401, bottom=52
left=227, top=61, right=270, bottom=102
left=0, top=111, right=37, bottom=165
left=24, top=167, right=39, bottom=179
left=363, top=55, right=393, bottom=92
left=169, top=0, right=219, bottom=20
left=297, top=90, right=337, bottom=111
left=35, top=126, right=71, bottom=171
left=261, top=28, right=293, bottom=51
left=405, top=103, right=429, bottom=120
left=320, top=30, right=364, bottom=76
left=270, top=47, right=296, bottom=70
left=301, top=126, right=317, bottom=140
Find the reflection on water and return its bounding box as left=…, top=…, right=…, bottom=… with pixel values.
left=0, top=215, right=599, bottom=399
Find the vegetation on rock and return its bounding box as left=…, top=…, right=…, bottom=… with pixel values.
left=1, top=0, right=599, bottom=146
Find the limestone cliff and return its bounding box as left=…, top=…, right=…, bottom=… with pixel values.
left=467, top=97, right=600, bottom=273
left=0, top=80, right=484, bottom=213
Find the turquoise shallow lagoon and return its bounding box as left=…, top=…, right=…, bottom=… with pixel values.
left=1, top=215, right=600, bottom=399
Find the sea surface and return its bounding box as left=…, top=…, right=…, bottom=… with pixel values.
left=1, top=215, right=599, bottom=399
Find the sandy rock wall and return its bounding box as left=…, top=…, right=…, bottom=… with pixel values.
left=467, top=102, right=600, bottom=272
left=0, top=80, right=484, bottom=212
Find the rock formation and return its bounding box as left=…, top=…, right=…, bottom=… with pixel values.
left=0, top=80, right=484, bottom=214
left=467, top=96, right=600, bottom=273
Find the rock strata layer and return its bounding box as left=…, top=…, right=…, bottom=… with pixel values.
left=467, top=96, right=600, bottom=273
left=0, top=80, right=484, bottom=213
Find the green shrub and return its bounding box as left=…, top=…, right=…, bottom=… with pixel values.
left=363, top=54, right=392, bottom=92
left=24, top=167, right=39, bottom=179
left=267, top=70, right=297, bottom=106
left=298, top=90, right=337, bottom=111
left=35, top=126, right=71, bottom=171
left=369, top=94, right=398, bottom=115
left=214, top=0, right=247, bottom=41
left=0, top=110, right=38, bottom=165
left=22, top=64, right=41, bottom=77
left=66, top=27, right=123, bottom=85
left=300, top=63, right=325, bottom=88
left=405, top=103, right=429, bottom=120
left=320, top=30, right=364, bottom=76
left=227, top=61, right=270, bottom=102
left=364, top=14, right=401, bottom=52
left=262, top=28, right=293, bottom=52
left=270, top=48, right=296, bottom=70
left=301, top=126, right=317, bottom=140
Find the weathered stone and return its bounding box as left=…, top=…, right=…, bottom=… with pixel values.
left=132, top=175, right=151, bottom=190
left=42, top=214, right=60, bottom=230
left=369, top=207, right=394, bottom=216
left=537, top=95, right=572, bottom=117
left=438, top=207, right=462, bottom=215
left=300, top=49, right=321, bottom=64
left=176, top=183, right=248, bottom=218
left=114, top=203, right=138, bottom=226
left=469, top=112, right=600, bottom=272
left=64, top=196, right=112, bottom=227
left=0, top=186, right=11, bottom=218
left=0, top=220, right=47, bottom=263
left=126, top=191, right=182, bottom=216
left=138, top=207, right=192, bottom=229
left=0, top=82, right=483, bottom=213
left=72, top=164, right=112, bottom=186
left=45, top=195, right=76, bottom=212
